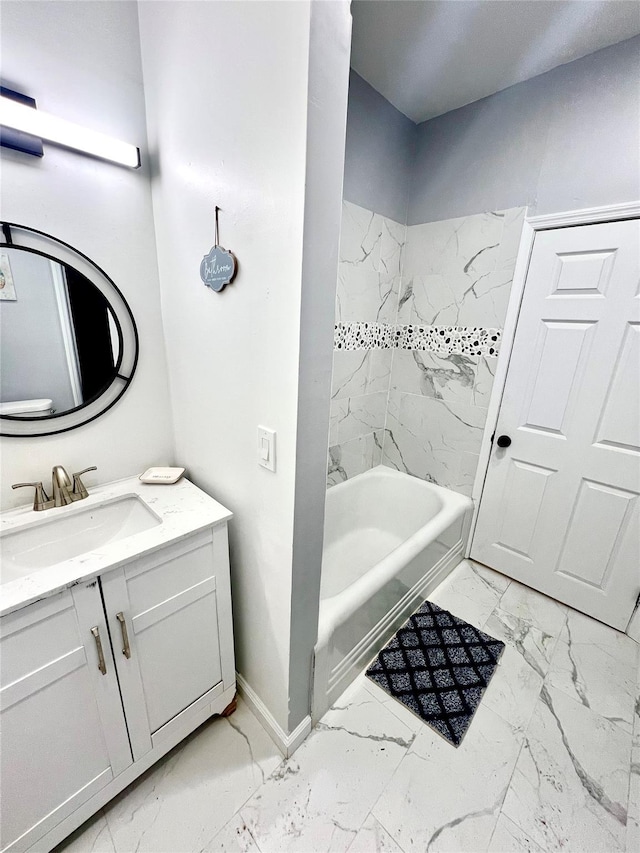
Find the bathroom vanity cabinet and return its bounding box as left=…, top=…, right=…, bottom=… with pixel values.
left=0, top=480, right=236, bottom=853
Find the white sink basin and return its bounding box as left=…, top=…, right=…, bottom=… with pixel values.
left=1, top=495, right=162, bottom=582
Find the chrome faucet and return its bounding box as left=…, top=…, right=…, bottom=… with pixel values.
left=12, top=465, right=97, bottom=511
left=52, top=466, right=74, bottom=506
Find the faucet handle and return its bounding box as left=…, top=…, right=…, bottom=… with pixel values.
left=12, top=482, right=55, bottom=511
left=71, top=466, right=97, bottom=500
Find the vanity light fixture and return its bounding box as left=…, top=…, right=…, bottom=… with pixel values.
left=0, top=90, right=140, bottom=169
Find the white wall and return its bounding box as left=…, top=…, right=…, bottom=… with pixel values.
left=288, top=0, right=352, bottom=731
left=138, top=0, right=315, bottom=731
left=0, top=1, right=174, bottom=507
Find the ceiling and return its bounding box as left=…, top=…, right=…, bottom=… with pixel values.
left=350, top=0, right=640, bottom=123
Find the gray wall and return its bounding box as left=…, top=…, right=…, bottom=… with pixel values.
left=343, top=70, right=416, bottom=223
left=0, top=249, right=75, bottom=412
left=408, top=36, right=640, bottom=225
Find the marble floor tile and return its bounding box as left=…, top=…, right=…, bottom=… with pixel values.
left=546, top=608, right=639, bottom=733
left=240, top=681, right=414, bottom=853
left=347, top=815, right=403, bottom=853
left=361, top=672, right=426, bottom=735
left=626, top=689, right=640, bottom=853
left=627, top=742, right=640, bottom=853
left=55, top=811, right=116, bottom=853
left=428, top=560, right=503, bottom=629
left=487, top=812, right=542, bottom=852
left=103, top=699, right=282, bottom=853
left=501, top=685, right=631, bottom=852
left=498, top=581, right=567, bottom=637
left=467, top=560, right=511, bottom=596
left=483, top=608, right=557, bottom=681
left=484, top=581, right=567, bottom=679
left=202, top=813, right=262, bottom=853
left=52, top=567, right=638, bottom=853
left=372, top=704, right=523, bottom=853
left=481, top=643, right=543, bottom=735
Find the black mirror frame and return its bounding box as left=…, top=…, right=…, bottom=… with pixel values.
left=0, top=222, right=139, bottom=437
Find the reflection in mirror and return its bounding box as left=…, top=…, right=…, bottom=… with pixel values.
left=0, top=221, right=137, bottom=438
left=0, top=247, right=121, bottom=419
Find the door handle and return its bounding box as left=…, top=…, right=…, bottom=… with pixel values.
left=116, top=612, right=132, bottom=659
left=91, top=626, right=107, bottom=675
left=496, top=435, right=512, bottom=448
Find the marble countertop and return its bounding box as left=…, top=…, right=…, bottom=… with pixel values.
left=0, top=477, right=233, bottom=618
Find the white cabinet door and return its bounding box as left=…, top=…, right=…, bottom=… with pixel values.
left=472, top=219, right=640, bottom=629
left=100, top=526, right=234, bottom=759
left=0, top=585, right=131, bottom=853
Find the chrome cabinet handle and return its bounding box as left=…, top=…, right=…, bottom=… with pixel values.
left=116, top=612, right=132, bottom=659
left=91, top=626, right=107, bottom=675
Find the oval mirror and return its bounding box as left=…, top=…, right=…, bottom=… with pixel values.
left=0, top=223, right=138, bottom=437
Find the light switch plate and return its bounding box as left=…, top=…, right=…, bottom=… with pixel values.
left=257, top=426, right=276, bottom=472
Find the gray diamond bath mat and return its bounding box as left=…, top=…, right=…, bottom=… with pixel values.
left=366, top=600, right=505, bottom=746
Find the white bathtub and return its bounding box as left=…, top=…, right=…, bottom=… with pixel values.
left=313, top=466, right=472, bottom=720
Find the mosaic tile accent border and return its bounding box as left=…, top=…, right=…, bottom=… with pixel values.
left=397, top=325, right=501, bottom=356
left=334, top=322, right=395, bottom=350
left=335, top=322, right=501, bottom=357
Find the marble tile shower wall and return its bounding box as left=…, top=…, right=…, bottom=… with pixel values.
left=328, top=202, right=406, bottom=487
left=327, top=204, right=525, bottom=494
left=382, top=207, right=526, bottom=495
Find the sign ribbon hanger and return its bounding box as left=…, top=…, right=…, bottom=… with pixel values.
left=200, top=205, right=238, bottom=293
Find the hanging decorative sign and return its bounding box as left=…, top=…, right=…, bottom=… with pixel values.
left=200, top=206, right=238, bottom=293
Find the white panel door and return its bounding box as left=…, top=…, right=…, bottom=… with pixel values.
left=0, top=586, right=131, bottom=853
left=472, top=219, right=640, bottom=630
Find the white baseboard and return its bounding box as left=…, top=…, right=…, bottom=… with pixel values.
left=235, top=673, right=312, bottom=758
